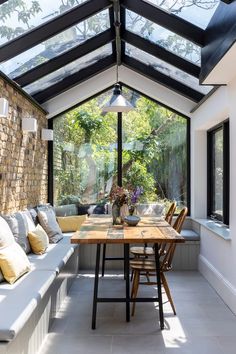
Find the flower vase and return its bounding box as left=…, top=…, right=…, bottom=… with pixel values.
left=112, top=203, right=121, bottom=225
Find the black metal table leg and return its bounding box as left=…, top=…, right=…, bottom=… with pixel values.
left=154, top=243, right=164, bottom=330
left=101, top=244, right=106, bottom=277
left=92, top=243, right=101, bottom=330
left=124, top=243, right=130, bottom=322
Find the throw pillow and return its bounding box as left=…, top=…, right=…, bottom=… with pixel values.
left=56, top=215, right=86, bottom=232
left=0, top=269, right=4, bottom=283
left=0, top=242, right=31, bottom=284
left=37, top=208, right=63, bottom=243
left=2, top=211, right=35, bottom=253
left=28, top=224, right=49, bottom=255
left=0, top=216, right=15, bottom=248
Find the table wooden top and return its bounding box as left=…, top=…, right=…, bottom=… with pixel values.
left=70, top=215, right=185, bottom=244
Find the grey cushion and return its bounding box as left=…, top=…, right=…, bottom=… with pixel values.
left=2, top=211, right=35, bottom=254
left=54, top=204, right=78, bottom=217
left=181, top=229, right=200, bottom=241
left=0, top=216, right=15, bottom=248
left=28, top=244, right=74, bottom=273
left=0, top=270, right=55, bottom=341
left=37, top=209, right=63, bottom=243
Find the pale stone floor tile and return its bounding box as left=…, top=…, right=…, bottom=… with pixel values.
left=39, top=271, right=236, bottom=354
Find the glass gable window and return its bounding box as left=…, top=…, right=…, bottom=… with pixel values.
left=0, top=9, right=110, bottom=79
left=207, top=120, right=229, bottom=225
left=23, top=43, right=112, bottom=95
left=0, top=0, right=88, bottom=46
left=126, top=9, right=201, bottom=65
left=53, top=87, right=189, bottom=211
left=126, top=43, right=212, bottom=95
left=144, top=0, right=220, bottom=29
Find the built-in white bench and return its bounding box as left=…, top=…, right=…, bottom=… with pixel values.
left=0, top=232, right=78, bottom=354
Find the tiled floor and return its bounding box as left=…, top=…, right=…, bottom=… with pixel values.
left=39, top=271, right=236, bottom=354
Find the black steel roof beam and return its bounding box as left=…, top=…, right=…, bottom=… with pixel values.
left=123, top=30, right=200, bottom=78
left=123, top=55, right=204, bottom=102
left=0, top=0, right=112, bottom=62
left=14, top=29, right=114, bottom=87
left=33, top=55, right=116, bottom=104
left=122, top=0, right=204, bottom=47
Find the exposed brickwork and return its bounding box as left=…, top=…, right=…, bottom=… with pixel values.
left=0, top=76, right=48, bottom=213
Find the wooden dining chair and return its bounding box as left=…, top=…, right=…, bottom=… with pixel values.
left=130, top=201, right=177, bottom=259
left=130, top=206, right=188, bottom=316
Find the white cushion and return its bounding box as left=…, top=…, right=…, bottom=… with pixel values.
left=0, top=216, right=15, bottom=249
left=28, top=244, right=75, bottom=273
left=0, top=270, right=55, bottom=341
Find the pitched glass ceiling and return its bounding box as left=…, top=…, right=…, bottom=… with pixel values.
left=23, top=43, right=112, bottom=95
left=126, top=9, right=201, bottom=65
left=126, top=43, right=212, bottom=95
left=0, top=0, right=88, bottom=46
left=0, top=9, right=110, bottom=79
left=144, top=0, right=220, bottom=29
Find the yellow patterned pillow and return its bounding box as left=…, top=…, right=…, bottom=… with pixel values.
left=28, top=224, right=49, bottom=255
left=56, top=215, right=86, bottom=232
left=0, top=242, right=31, bottom=284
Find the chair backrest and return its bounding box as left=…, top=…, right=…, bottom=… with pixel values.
left=165, top=202, right=177, bottom=224
left=172, top=207, right=188, bottom=233
left=161, top=207, right=188, bottom=272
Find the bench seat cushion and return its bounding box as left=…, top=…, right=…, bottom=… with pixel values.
left=181, top=229, right=200, bottom=241
left=28, top=244, right=75, bottom=273
left=0, top=270, right=55, bottom=341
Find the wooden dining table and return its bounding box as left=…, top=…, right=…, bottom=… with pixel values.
left=71, top=215, right=184, bottom=330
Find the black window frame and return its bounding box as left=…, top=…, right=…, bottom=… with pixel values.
left=207, top=119, right=229, bottom=225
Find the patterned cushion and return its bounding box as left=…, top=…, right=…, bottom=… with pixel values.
left=2, top=211, right=35, bottom=254
left=37, top=208, right=63, bottom=243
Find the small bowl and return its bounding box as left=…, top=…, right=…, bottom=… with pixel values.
left=124, top=215, right=141, bottom=226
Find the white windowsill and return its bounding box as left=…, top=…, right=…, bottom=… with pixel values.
left=194, top=218, right=231, bottom=240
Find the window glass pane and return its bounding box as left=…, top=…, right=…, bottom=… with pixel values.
left=126, top=9, right=201, bottom=65
left=0, top=0, right=88, bottom=46
left=0, top=9, right=110, bottom=79
left=53, top=89, right=117, bottom=207
left=144, top=0, right=219, bottom=29
left=23, top=43, right=112, bottom=95
left=122, top=87, right=188, bottom=210
left=212, top=128, right=223, bottom=217
left=125, top=43, right=212, bottom=95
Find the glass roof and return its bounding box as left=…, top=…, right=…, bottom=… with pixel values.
left=0, top=0, right=88, bottom=46
left=0, top=9, right=110, bottom=79
left=144, top=0, right=220, bottom=29
left=126, top=43, right=212, bottom=95
left=23, top=43, right=112, bottom=95
left=126, top=9, right=201, bottom=65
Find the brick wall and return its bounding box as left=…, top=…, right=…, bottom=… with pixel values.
left=0, top=76, right=48, bottom=214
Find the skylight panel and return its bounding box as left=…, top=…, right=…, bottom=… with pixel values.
left=0, top=10, right=110, bottom=79
left=125, top=43, right=212, bottom=95
left=144, top=0, right=220, bottom=29
left=23, top=43, right=113, bottom=95
left=126, top=9, right=201, bottom=65
left=0, top=0, right=88, bottom=46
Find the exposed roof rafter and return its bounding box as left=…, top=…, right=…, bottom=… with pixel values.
left=14, top=29, right=114, bottom=87
left=123, top=55, right=204, bottom=102
left=0, top=0, right=112, bottom=62
left=33, top=55, right=116, bottom=103
left=122, top=30, right=200, bottom=78
left=122, top=0, right=205, bottom=47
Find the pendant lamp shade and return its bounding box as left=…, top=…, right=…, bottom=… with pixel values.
left=102, top=83, right=134, bottom=113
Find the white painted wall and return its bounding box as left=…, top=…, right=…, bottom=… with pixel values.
left=191, top=81, right=236, bottom=314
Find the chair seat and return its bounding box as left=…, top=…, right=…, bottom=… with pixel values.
left=130, top=259, right=156, bottom=271
left=130, top=246, right=154, bottom=256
